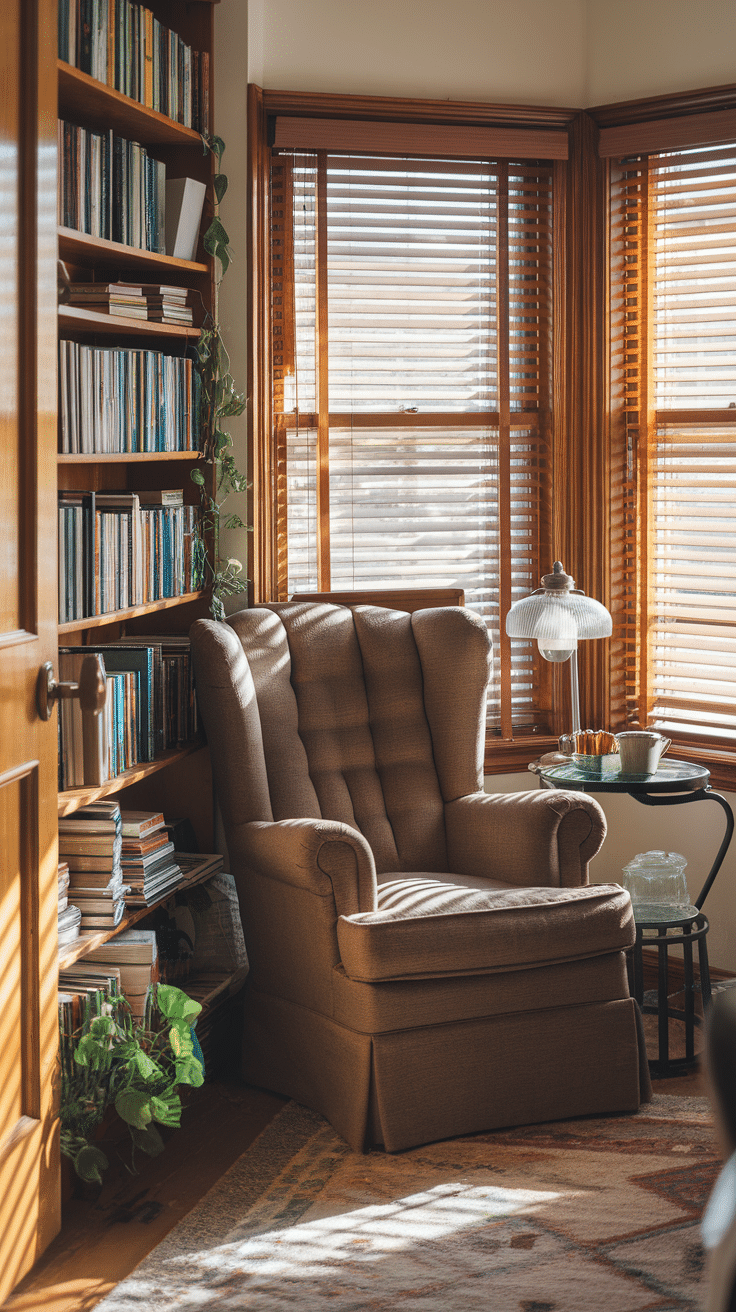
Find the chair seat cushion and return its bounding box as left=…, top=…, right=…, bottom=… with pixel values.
left=337, top=876, right=634, bottom=981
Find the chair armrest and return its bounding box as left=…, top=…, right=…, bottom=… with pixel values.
left=230, top=817, right=378, bottom=917
left=445, top=790, right=607, bottom=888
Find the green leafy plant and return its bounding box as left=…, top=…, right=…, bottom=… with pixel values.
left=191, top=134, right=250, bottom=620
left=59, top=983, right=204, bottom=1184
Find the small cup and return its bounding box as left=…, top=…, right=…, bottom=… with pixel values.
left=617, top=731, right=671, bottom=776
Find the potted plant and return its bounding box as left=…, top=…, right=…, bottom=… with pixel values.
left=59, top=983, right=205, bottom=1184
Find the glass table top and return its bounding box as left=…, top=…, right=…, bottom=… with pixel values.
left=632, top=903, right=701, bottom=926
left=537, top=759, right=710, bottom=793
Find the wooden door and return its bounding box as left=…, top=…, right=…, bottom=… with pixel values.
left=0, top=0, right=61, bottom=1297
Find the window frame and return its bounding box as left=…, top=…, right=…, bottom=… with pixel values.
left=247, top=87, right=610, bottom=773
left=593, top=83, right=736, bottom=792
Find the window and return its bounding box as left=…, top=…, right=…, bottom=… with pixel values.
left=607, top=118, right=736, bottom=754
left=252, top=101, right=569, bottom=738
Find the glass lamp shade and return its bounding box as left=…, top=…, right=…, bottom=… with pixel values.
left=505, top=562, right=612, bottom=660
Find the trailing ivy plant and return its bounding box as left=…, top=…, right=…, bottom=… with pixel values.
left=191, top=134, right=250, bottom=620
left=59, top=983, right=205, bottom=1184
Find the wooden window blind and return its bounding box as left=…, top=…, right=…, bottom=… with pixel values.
left=610, top=140, right=736, bottom=747
left=270, top=148, right=555, bottom=734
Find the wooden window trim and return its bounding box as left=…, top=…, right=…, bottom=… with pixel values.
left=602, top=82, right=736, bottom=793
left=250, top=86, right=736, bottom=786
left=272, top=116, right=569, bottom=160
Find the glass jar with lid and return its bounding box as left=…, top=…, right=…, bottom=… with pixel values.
left=621, top=850, right=691, bottom=919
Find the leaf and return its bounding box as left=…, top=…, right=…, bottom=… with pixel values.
left=210, top=135, right=226, bottom=161
left=130, top=1124, right=166, bottom=1157
left=203, top=215, right=229, bottom=258
left=89, top=1015, right=115, bottom=1038
left=150, top=1092, right=182, bottom=1126
left=175, top=1054, right=205, bottom=1088
left=168, top=1024, right=182, bottom=1058
left=131, top=1049, right=159, bottom=1082
left=156, top=985, right=202, bottom=1024
left=115, top=1089, right=153, bottom=1129
left=74, top=1144, right=109, bottom=1184
left=190, top=468, right=205, bottom=486
left=214, top=173, right=228, bottom=203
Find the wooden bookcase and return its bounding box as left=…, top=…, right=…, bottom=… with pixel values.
left=55, top=1, right=232, bottom=990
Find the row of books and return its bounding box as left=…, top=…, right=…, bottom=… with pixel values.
left=58, top=340, right=199, bottom=454
left=59, top=120, right=165, bottom=251
left=58, top=0, right=210, bottom=134
left=58, top=492, right=202, bottom=622
left=58, top=639, right=198, bottom=790
left=64, top=281, right=195, bottom=327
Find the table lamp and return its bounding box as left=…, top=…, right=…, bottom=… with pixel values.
left=505, top=561, right=612, bottom=735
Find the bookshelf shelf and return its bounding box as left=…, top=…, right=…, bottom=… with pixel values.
left=58, top=61, right=204, bottom=148
left=57, top=741, right=205, bottom=817
left=59, top=228, right=209, bottom=277
left=59, top=305, right=201, bottom=341
left=58, top=591, right=207, bottom=635
left=58, top=450, right=204, bottom=463
left=58, top=856, right=234, bottom=971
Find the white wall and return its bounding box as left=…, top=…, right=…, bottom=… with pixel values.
left=213, top=0, right=250, bottom=593
left=585, top=0, right=736, bottom=106
left=248, top=0, right=587, bottom=107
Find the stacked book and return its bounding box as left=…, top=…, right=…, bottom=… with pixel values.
left=121, top=810, right=184, bottom=906
left=57, top=0, right=210, bottom=135
left=58, top=490, right=202, bottom=623
left=59, top=802, right=128, bottom=930
left=63, top=929, right=158, bottom=1021
left=144, top=286, right=194, bottom=326
left=63, top=282, right=195, bottom=327
left=58, top=340, right=199, bottom=455
left=57, top=861, right=82, bottom=950
left=58, top=120, right=165, bottom=252
left=64, top=282, right=148, bottom=319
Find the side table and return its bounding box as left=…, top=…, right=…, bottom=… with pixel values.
left=536, top=759, right=734, bottom=1075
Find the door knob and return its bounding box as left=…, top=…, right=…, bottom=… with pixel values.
left=37, top=655, right=106, bottom=721
left=37, top=655, right=107, bottom=785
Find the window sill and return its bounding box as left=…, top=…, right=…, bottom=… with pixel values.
left=484, top=735, right=558, bottom=775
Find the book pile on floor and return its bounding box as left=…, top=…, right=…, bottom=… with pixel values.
left=61, top=929, right=158, bottom=1021
left=121, top=810, right=184, bottom=906
left=57, top=861, right=81, bottom=950
left=63, top=283, right=195, bottom=327
left=59, top=801, right=128, bottom=929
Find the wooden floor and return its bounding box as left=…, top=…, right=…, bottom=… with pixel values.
left=2, top=1029, right=709, bottom=1312
left=2, top=1078, right=286, bottom=1312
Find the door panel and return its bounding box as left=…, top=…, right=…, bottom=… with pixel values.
left=0, top=0, right=61, bottom=1298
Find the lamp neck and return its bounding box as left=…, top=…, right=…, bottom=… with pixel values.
left=569, top=649, right=581, bottom=736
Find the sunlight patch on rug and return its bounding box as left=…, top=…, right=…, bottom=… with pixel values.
left=96, top=1096, right=717, bottom=1312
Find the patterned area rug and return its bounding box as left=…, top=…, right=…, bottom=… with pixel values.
left=97, top=1095, right=718, bottom=1312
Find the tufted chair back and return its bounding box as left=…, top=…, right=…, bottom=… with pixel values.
left=192, top=601, right=492, bottom=876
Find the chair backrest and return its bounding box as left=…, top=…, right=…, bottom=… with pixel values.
left=191, top=601, right=492, bottom=875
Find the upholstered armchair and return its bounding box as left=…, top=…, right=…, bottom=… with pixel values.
left=190, top=601, right=649, bottom=1153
